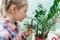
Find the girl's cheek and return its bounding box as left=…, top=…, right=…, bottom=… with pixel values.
left=25, top=12, right=27, bottom=17
left=28, top=31, right=32, bottom=35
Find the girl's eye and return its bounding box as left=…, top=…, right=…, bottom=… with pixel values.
left=25, top=10, right=27, bottom=12
left=25, top=9, right=28, bottom=12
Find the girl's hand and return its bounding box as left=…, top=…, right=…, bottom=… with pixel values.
left=24, top=26, right=32, bottom=37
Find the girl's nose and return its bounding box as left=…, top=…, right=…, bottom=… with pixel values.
left=25, top=14, right=27, bottom=17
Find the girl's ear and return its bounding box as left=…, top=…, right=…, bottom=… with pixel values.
left=9, top=5, right=17, bottom=14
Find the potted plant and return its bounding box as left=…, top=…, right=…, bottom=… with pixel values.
left=35, top=0, right=60, bottom=40
left=24, top=0, right=60, bottom=40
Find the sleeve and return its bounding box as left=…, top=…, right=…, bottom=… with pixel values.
left=16, top=23, right=28, bottom=40
left=21, top=32, right=27, bottom=40
left=12, top=32, right=27, bottom=40
left=0, top=37, right=7, bottom=40
left=0, top=23, right=11, bottom=40
left=0, top=30, right=11, bottom=40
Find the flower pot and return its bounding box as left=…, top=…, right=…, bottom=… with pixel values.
left=35, top=37, right=46, bottom=40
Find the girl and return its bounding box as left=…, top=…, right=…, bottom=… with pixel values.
left=0, top=0, right=32, bottom=40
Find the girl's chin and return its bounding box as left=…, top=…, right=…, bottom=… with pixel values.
left=18, top=19, right=24, bottom=22
left=18, top=17, right=25, bottom=22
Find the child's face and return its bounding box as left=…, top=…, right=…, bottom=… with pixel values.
left=8, top=1, right=28, bottom=22
left=15, top=5, right=28, bottom=22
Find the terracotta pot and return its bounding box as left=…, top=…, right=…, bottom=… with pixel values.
left=35, top=37, right=46, bottom=40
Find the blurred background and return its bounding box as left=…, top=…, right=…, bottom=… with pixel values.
left=0, top=0, right=60, bottom=40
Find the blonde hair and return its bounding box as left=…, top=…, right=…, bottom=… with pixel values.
left=1, top=0, right=27, bottom=17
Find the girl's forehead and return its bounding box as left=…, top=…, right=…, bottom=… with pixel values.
left=22, top=1, right=28, bottom=6
left=22, top=4, right=28, bottom=10
left=20, top=2, right=28, bottom=9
